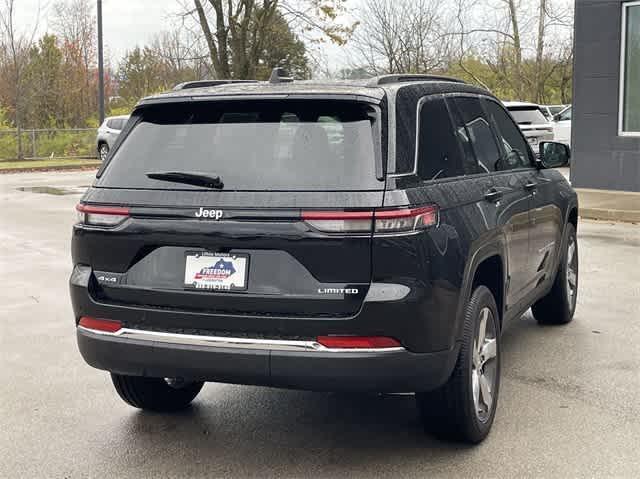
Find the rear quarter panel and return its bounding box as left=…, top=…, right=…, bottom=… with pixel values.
left=378, top=175, right=506, bottom=352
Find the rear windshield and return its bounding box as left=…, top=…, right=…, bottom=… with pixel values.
left=557, top=106, right=572, bottom=121
left=97, top=100, right=383, bottom=191
left=507, top=107, right=548, bottom=125
left=547, top=105, right=566, bottom=116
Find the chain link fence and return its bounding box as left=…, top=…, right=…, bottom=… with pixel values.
left=0, top=128, right=98, bottom=160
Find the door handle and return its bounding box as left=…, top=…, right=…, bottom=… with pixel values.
left=484, top=188, right=503, bottom=203
left=524, top=182, right=538, bottom=192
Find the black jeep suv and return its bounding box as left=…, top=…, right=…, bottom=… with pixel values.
left=70, top=72, right=578, bottom=443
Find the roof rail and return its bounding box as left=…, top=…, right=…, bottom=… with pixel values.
left=369, top=74, right=466, bottom=86
left=269, top=67, right=294, bottom=84
left=173, top=80, right=259, bottom=91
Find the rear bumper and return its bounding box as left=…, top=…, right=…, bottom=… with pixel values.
left=77, top=327, right=459, bottom=393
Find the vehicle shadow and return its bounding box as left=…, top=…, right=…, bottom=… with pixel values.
left=111, top=387, right=475, bottom=476
left=97, top=314, right=568, bottom=476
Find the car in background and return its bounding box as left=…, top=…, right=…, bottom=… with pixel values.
left=540, top=104, right=569, bottom=121
left=503, top=102, right=554, bottom=152
left=96, top=115, right=130, bottom=161
left=553, top=105, right=572, bottom=147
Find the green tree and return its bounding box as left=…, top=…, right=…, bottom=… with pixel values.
left=22, top=34, right=64, bottom=127
left=190, top=0, right=352, bottom=79
left=116, top=47, right=166, bottom=102
left=254, top=10, right=309, bottom=80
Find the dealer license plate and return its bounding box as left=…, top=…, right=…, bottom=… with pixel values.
left=184, top=252, right=249, bottom=291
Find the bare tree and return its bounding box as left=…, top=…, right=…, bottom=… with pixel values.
left=0, top=0, right=39, bottom=159
left=52, top=0, right=96, bottom=71
left=349, top=0, right=453, bottom=75
left=534, top=0, right=547, bottom=101
left=150, top=29, right=210, bottom=79
left=505, top=0, right=524, bottom=98
left=451, top=0, right=527, bottom=98
left=447, top=0, right=573, bottom=102
left=51, top=0, right=97, bottom=125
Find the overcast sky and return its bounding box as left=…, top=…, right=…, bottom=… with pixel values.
left=16, top=0, right=181, bottom=62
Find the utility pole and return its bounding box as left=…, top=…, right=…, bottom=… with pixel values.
left=97, top=0, right=105, bottom=123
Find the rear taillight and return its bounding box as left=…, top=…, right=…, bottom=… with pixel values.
left=76, top=204, right=129, bottom=227
left=302, top=205, right=438, bottom=234
left=316, top=336, right=401, bottom=349
left=374, top=206, right=439, bottom=233
left=78, top=317, right=122, bottom=333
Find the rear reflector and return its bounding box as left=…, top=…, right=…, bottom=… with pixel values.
left=302, top=205, right=438, bottom=233
left=301, top=210, right=374, bottom=233
left=76, top=204, right=130, bottom=227
left=78, top=317, right=122, bottom=333
left=316, top=336, right=401, bottom=349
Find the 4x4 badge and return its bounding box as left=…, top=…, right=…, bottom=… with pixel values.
left=195, top=207, right=223, bottom=220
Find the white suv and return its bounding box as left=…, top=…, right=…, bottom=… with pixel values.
left=503, top=102, right=554, bottom=151
left=553, top=106, right=572, bottom=147
left=96, top=115, right=130, bottom=161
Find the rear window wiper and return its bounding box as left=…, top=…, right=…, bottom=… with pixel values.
left=145, top=171, right=224, bottom=189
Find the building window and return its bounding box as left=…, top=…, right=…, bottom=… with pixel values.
left=620, top=2, right=640, bottom=135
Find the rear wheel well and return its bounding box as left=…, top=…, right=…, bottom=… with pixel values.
left=472, top=255, right=504, bottom=325
left=568, top=207, right=578, bottom=231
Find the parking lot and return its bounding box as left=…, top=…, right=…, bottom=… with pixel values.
left=1, top=170, right=639, bottom=478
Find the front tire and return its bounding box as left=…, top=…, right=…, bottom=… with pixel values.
left=416, top=285, right=501, bottom=443
left=111, top=374, right=204, bottom=412
left=532, top=223, right=578, bottom=324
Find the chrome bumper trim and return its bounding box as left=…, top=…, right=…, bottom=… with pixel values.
left=77, top=326, right=406, bottom=353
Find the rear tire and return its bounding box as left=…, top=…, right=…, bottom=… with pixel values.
left=532, top=223, right=578, bottom=325
left=416, top=285, right=501, bottom=443
left=111, top=374, right=204, bottom=412
left=98, top=143, right=109, bottom=162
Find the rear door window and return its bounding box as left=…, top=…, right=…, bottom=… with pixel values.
left=445, top=98, right=480, bottom=175
left=416, top=96, right=465, bottom=181
left=483, top=99, right=534, bottom=170
left=451, top=97, right=501, bottom=173
left=107, top=119, right=124, bottom=130
left=97, top=100, right=383, bottom=191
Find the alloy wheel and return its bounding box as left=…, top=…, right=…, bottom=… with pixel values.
left=472, top=307, right=498, bottom=423
left=566, top=236, right=577, bottom=309
left=99, top=145, right=109, bottom=161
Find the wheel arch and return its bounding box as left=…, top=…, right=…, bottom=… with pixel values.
left=455, top=242, right=507, bottom=343
left=97, top=140, right=109, bottom=152
left=471, top=255, right=504, bottom=328
left=550, top=201, right=578, bottom=278
left=568, top=206, right=578, bottom=231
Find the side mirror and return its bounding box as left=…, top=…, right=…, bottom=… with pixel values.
left=538, top=141, right=571, bottom=168
left=553, top=113, right=561, bottom=122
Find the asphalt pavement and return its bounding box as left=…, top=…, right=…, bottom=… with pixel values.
left=1, top=170, right=639, bottom=478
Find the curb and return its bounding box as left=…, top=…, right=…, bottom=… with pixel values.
left=575, top=188, right=640, bottom=224
left=0, top=164, right=99, bottom=174
left=579, top=208, right=640, bottom=223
